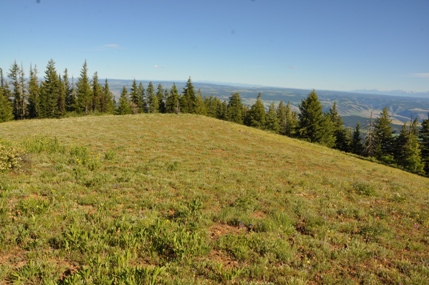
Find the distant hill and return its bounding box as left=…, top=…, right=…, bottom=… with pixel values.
left=107, top=79, right=429, bottom=130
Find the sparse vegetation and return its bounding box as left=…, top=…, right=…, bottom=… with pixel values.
left=0, top=114, right=428, bottom=284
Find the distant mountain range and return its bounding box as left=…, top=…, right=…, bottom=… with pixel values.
left=105, top=79, right=429, bottom=131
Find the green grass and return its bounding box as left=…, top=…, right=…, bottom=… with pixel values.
left=0, top=114, right=428, bottom=284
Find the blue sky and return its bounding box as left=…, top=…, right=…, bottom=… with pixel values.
left=1, top=0, right=428, bottom=92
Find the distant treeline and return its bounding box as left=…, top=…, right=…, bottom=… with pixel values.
left=1, top=60, right=428, bottom=176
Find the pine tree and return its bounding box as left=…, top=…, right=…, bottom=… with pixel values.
left=147, top=82, right=159, bottom=113
left=329, top=102, right=350, bottom=151
left=350, top=122, right=363, bottom=155
left=277, top=101, right=287, bottom=135
left=63, top=70, right=75, bottom=113
left=204, top=96, right=221, bottom=118
left=362, top=112, right=377, bottom=157
left=56, top=75, right=66, bottom=117
left=217, top=101, right=228, bottom=120
left=92, top=72, right=102, bottom=112
left=138, top=82, right=146, bottom=113
left=27, top=64, right=40, bottom=118
left=156, top=84, right=165, bottom=113
left=395, top=120, right=424, bottom=173
left=182, top=77, right=197, bottom=113
left=129, top=79, right=141, bottom=114
left=8, top=61, right=27, bottom=119
left=298, top=90, right=334, bottom=146
left=165, top=83, right=180, bottom=114
left=101, top=79, right=115, bottom=114
left=39, top=59, right=60, bottom=118
left=116, top=86, right=132, bottom=115
left=247, top=93, right=266, bottom=128
left=227, top=92, right=243, bottom=124
left=285, top=102, right=298, bottom=137
left=75, top=60, right=93, bottom=114
left=194, top=89, right=207, bottom=115
left=0, top=86, right=14, bottom=122
left=374, top=107, right=394, bottom=159
left=265, top=102, right=280, bottom=133
left=419, top=114, right=429, bottom=174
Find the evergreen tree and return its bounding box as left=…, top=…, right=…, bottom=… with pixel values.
left=56, top=75, right=66, bottom=117
left=374, top=107, right=394, bottom=159
left=246, top=93, right=266, bottom=128
left=362, top=113, right=377, bottom=157
left=227, top=92, right=243, bottom=124
left=204, top=96, right=220, bottom=118
left=130, top=79, right=141, bottom=114
left=63, top=69, right=75, bottom=113
left=39, top=59, right=60, bottom=118
left=147, top=81, right=159, bottom=113
left=265, top=102, right=280, bottom=133
left=285, top=102, right=298, bottom=137
left=116, top=86, right=132, bottom=115
left=92, top=72, right=102, bottom=112
left=277, top=101, right=287, bottom=135
left=156, top=84, right=165, bottom=113
left=27, top=64, right=40, bottom=118
left=8, top=61, right=27, bottom=119
left=165, top=83, right=180, bottom=114
left=419, top=113, right=429, bottom=174
left=182, top=77, right=197, bottom=113
left=350, top=122, right=363, bottom=155
left=194, top=89, right=207, bottom=115
left=0, top=86, right=14, bottom=122
left=298, top=90, right=334, bottom=146
left=138, top=82, right=146, bottom=113
left=329, top=102, right=350, bottom=151
left=75, top=60, right=93, bottom=114
left=217, top=100, right=228, bottom=120
left=101, top=79, right=115, bottom=114
left=395, top=120, right=424, bottom=173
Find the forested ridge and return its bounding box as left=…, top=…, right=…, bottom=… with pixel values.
left=1, top=60, right=429, bottom=176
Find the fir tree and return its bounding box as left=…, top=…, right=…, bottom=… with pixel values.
left=101, top=79, right=115, bottom=114
left=217, top=101, right=228, bottom=120
left=227, top=92, right=243, bottom=124
left=0, top=86, right=14, bottom=122
left=182, top=77, right=197, bottom=113
left=130, top=79, right=141, bottom=114
left=419, top=114, right=429, bottom=174
left=329, top=102, right=350, bottom=151
left=247, top=93, right=266, bottom=128
left=374, top=107, right=394, bottom=159
left=138, top=82, right=146, bottom=113
left=27, top=64, right=40, bottom=118
left=265, top=102, right=280, bottom=133
left=362, top=112, right=377, bottom=157
left=39, top=59, right=60, bottom=118
left=285, top=102, right=298, bottom=137
left=92, top=72, right=102, bottom=112
left=75, top=60, right=93, bottom=114
left=298, top=90, right=334, bottom=146
left=116, top=86, right=132, bottom=115
left=395, top=120, right=424, bottom=173
left=350, top=122, right=363, bottom=155
left=165, top=83, right=180, bottom=114
left=63, top=69, right=74, bottom=113
left=194, top=89, right=207, bottom=115
left=8, top=61, right=27, bottom=119
left=204, top=96, right=221, bottom=118
left=156, top=84, right=165, bottom=113
left=56, top=75, right=66, bottom=117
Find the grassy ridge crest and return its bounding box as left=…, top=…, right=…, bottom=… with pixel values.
left=0, top=114, right=428, bottom=284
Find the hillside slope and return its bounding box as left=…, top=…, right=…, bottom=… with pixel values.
left=0, top=114, right=428, bottom=284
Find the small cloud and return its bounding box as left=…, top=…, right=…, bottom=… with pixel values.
left=410, top=73, right=429, bottom=78
left=153, top=65, right=166, bottom=69
left=104, top=44, right=122, bottom=49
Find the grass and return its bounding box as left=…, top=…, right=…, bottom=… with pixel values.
left=0, top=113, right=428, bottom=284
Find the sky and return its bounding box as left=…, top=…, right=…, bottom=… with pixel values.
left=1, top=0, right=428, bottom=92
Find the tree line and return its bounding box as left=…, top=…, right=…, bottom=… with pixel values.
left=1, top=60, right=428, bottom=176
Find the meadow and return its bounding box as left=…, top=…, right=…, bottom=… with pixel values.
left=0, top=114, right=428, bottom=284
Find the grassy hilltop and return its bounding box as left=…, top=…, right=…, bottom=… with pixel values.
left=0, top=114, right=428, bottom=284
